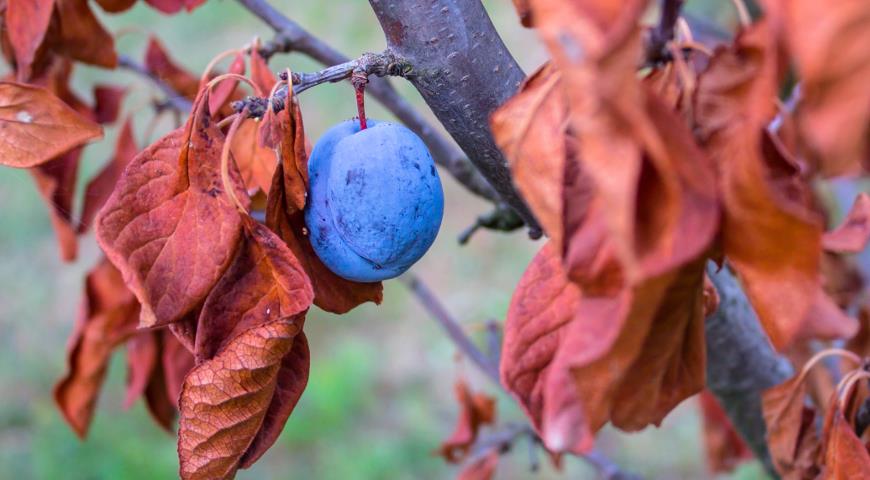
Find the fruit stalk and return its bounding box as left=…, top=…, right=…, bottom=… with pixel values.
left=351, top=70, right=368, bottom=130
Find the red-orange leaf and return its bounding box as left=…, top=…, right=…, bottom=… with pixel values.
left=145, top=37, right=199, bottom=100
left=822, top=408, right=870, bottom=476
left=699, top=391, right=752, bottom=474
left=208, top=51, right=245, bottom=117
left=95, top=0, right=138, bottom=13
left=230, top=119, right=276, bottom=194
left=438, top=379, right=497, bottom=463
left=30, top=149, right=82, bottom=261
left=93, top=85, right=127, bottom=124
left=79, top=117, right=138, bottom=233
left=764, top=0, right=870, bottom=176
left=194, top=218, right=313, bottom=362
left=0, top=82, right=102, bottom=168
left=146, top=0, right=207, bottom=14
left=458, top=448, right=500, bottom=480
left=695, top=21, right=856, bottom=348
left=823, top=193, right=870, bottom=254
left=178, top=319, right=306, bottom=480
left=250, top=42, right=277, bottom=94
left=5, top=0, right=54, bottom=82
left=54, top=257, right=139, bottom=437
left=761, top=374, right=820, bottom=478
left=502, top=243, right=707, bottom=454
left=53, top=0, right=118, bottom=68
left=266, top=163, right=383, bottom=313
left=96, top=92, right=245, bottom=328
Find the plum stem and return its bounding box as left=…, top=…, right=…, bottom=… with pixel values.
left=352, top=70, right=368, bottom=130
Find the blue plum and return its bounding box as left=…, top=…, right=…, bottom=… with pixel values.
left=304, top=119, right=444, bottom=282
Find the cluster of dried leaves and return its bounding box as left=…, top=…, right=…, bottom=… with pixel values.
left=494, top=0, right=870, bottom=476
left=0, top=2, right=387, bottom=478
left=1, top=0, right=869, bottom=478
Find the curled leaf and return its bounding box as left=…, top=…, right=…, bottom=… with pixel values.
left=438, top=380, right=497, bottom=463
left=823, top=193, right=870, bottom=254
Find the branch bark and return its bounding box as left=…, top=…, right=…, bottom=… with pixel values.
left=366, top=0, right=541, bottom=237
left=235, top=0, right=501, bottom=204
left=706, top=262, right=792, bottom=478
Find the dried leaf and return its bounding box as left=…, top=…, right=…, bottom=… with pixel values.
left=0, top=82, right=102, bottom=169
left=695, top=21, right=856, bottom=348
left=208, top=51, right=245, bottom=117
left=511, top=0, right=533, bottom=27
left=492, top=63, right=568, bottom=250
left=79, top=117, right=138, bottom=233
left=145, top=37, right=200, bottom=100
left=5, top=0, right=54, bottom=81
left=94, top=0, right=139, bottom=13
left=124, top=331, right=158, bottom=410
left=178, top=319, right=306, bottom=480
left=194, top=218, right=313, bottom=363
left=761, top=374, right=820, bottom=478
left=96, top=92, right=246, bottom=327
left=93, top=85, right=127, bottom=124
left=162, top=329, right=195, bottom=407
left=29, top=149, right=81, bottom=262
left=230, top=119, right=276, bottom=194
left=699, top=391, right=752, bottom=473
left=54, top=258, right=140, bottom=437
left=266, top=152, right=382, bottom=313
left=52, top=0, right=118, bottom=68
left=145, top=0, right=207, bottom=14
left=822, top=409, right=870, bottom=477
left=764, top=0, right=870, bottom=175
left=250, top=43, right=277, bottom=94
left=279, top=96, right=308, bottom=213
left=438, top=380, right=497, bottom=463
left=823, top=193, right=870, bottom=254
left=458, top=448, right=500, bottom=480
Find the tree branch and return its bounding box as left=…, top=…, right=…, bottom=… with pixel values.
left=706, top=262, right=792, bottom=478
left=399, top=272, right=639, bottom=479
left=117, top=54, right=193, bottom=113
left=234, top=0, right=502, bottom=205
left=644, top=0, right=685, bottom=65
left=366, top=0, right=541, bottom=237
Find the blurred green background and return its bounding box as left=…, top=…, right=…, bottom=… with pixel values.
left=0, top=1, right=767, bottom=479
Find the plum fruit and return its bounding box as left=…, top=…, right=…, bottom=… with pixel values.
left=304, top=119, right=444, bottom=282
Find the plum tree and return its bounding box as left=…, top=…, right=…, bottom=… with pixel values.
left=305, top=119, right=444, bottom=282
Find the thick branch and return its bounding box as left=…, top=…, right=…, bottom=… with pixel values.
left=367, top=0, right=541, bottom=237
left=235, top=0, right=501, bottom=204
left=706, top=262, right=792, bottom=478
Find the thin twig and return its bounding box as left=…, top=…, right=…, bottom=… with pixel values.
left=644, top=0, right=685, bottom=66
left=234, top=0, right=501, bottom=204
left=399, top=272, right=639, bottom=479
left=117, top=54, right=193, bottom=112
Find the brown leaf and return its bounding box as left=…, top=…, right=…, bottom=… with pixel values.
left=279, top=95, right=309, bottom=213
left=492, top=63, right=568, bottom=250
left=79, top=117, right=138, bottom=233
left=95, top=0, right=139, bottom=13
left=250, top=42, right=277, bottom=94
left=54, top=257, right=140, bottom=437
left=5, top=0, right=54, bottom=81
left=266, top=165, right=383, bottom=314
left=822, top=408, right=870, bottom=477
left=93, top=85, right=127, bottom=124
left=0, top=82, right=102, bottom=169
left=145, top=0, right=207, bottom=14
left=761, top=374, right=821, bottom=478
left=52, top=0, right=118, bottom=68
left=438, top=379, right=497, bottom=463
left=125, top=331, right=159, bottom=410
left=695, top=21, right=856, bottom=348
left=208, top=51, right=245, bottom=117
left=194, top=218, right=313, bottom=363
left=145, top=37, right=199, bottom=100
left=95, top=91, right=246, bottom=328
left=230, top=119, right=276, bottom=194
left=458, top=448, right=500, bottom=480
left=502, top=243, right=708, bottom=453
left=30, top=149, right=82, bottom=261
left=162, top=328, right=195, bottom=407
left=699, top=391, right=753, bottom=474
left=764, top=0, right=870, bottom=176
left=823, top=193, right=870, bottom=254
left=178, top=319, right=306, bottom=480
